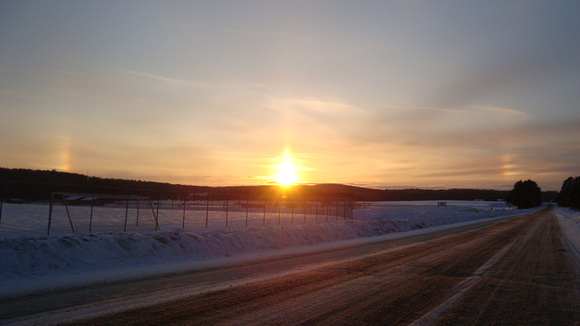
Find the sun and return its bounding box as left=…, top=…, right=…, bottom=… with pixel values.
left=275, top=151, right=299, bottom=186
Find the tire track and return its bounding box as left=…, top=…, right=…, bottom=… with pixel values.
left=433, top=209, right=580, bottom=325
left=70, top=211, right=544, bottom=325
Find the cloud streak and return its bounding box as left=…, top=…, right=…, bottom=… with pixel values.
left=119, top=69, right=213, bottom=89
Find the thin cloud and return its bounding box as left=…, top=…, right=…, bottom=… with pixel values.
left=268, top=97, right=367, bottom=116
left=470, top=105, right=527, bottom=116
left=119, top=69, right=212, bottom=88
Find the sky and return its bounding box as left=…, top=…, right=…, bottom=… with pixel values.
left=1, top=1, right=579, bottom=191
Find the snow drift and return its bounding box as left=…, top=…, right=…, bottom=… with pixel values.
left=0, top=201, right=562, bottom=297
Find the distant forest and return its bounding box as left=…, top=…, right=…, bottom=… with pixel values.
left=0, top=168, right=558, bottom=203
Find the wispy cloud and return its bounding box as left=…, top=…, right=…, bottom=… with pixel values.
left=119, top=69, right=213, bottom=88
left=267, top=97, right=367, bottom=116
left=470, top=105, right=527, bottom=116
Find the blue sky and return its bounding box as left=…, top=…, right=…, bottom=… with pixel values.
left=1, top=1, right=579, bottom=191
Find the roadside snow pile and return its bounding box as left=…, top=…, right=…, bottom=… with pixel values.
left=555, top=206, right=580, bottom=260
left=1, top=206, right=532, bottom=282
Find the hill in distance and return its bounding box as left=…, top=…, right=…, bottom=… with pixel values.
left=0, top=167, right=558, bottom=202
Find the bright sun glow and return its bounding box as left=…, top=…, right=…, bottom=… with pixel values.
left=276, top=151, right=299, bottom=186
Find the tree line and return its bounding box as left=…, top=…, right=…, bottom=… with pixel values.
left=505, top=177, right=580, bottom=210
left=557, top=176, right=580, bottom=209
left=1, top=167, right=559, bottom=203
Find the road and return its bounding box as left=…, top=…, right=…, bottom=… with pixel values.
left=1, top=208, right=578, bottom=325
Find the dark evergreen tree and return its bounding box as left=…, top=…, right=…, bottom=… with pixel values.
left=507, top=180, right=542, bottom=209
left=557, top=176, right=580, bottom=209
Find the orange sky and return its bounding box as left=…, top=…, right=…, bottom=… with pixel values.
left=1, top=1, right=579, bottom=191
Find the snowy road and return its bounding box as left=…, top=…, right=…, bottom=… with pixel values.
left=1, top=208, right=578, bottom=325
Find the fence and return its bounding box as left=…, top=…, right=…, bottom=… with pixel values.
left=0, top=180, right=354, bottom=237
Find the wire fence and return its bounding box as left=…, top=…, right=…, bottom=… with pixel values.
left=0, top=181, right=354, bottom=237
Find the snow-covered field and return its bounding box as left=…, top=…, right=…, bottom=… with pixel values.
left=0, top=201, right=574, bottom=298
left=0, top=200, right=510, bottom=238
left=0, top=201, right=353, bottom=238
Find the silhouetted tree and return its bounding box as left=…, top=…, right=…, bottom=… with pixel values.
left=507, top=180, right=542, bottom=209
left=557, top=176, right=580, bottom=209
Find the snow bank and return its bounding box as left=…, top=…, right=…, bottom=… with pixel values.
left=555, top=206, right=580, bottom=264
left=0, top=202, right=541, bottom=297
left=0, top=218, right=483, bottom=278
